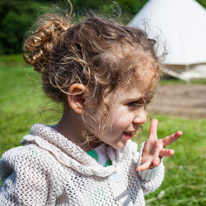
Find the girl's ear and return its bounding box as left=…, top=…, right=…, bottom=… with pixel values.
left=67, top=84, right=86, bottom=114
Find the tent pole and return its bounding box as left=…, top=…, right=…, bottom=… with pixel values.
left=186, top=64, right=191, bottom=84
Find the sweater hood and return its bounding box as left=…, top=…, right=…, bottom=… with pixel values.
left=21, top=124, right=129, bottom=178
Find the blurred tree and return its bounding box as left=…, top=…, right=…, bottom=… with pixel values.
left=0, top=0, right=46, bottom=54
left=116, top=0, right=148, bottom=15
left=196, top=0, right=206, bottom=8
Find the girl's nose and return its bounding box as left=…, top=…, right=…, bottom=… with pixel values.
left=133, top=107, right=147, bottom=125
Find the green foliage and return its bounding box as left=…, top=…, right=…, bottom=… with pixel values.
left=0, top=0, right=148, bottom=54
left=196, top=0, right=206, bottom=8
left=71, top=0, right=106, bottom=12
left=116, top=0, right=148, bottom=15
left=0, top=0, right=47, bottom=54
left=69, top=0, right=148, bottom=16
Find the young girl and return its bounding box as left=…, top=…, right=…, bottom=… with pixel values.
left=0, top=12, right=182, bottom=206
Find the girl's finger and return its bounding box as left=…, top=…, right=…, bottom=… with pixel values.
left=136, top=161, right=152, bottom=172
left=148, top=119, right=158, bottom=140
left=152, top=157, right=161, bottom=167
left=152, top=143, right=162, bottom=166
left=162, top=131, right=182, bottom=147
left=159, top=148, right=174, bottom=157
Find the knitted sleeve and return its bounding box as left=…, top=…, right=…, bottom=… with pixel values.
left=0, top=145, right=61, bottom=206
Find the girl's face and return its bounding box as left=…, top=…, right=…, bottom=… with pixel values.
left=86, top=69, right=158, bottom=149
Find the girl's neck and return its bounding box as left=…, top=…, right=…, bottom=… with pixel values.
left=53, top=109, right=99, bottom=152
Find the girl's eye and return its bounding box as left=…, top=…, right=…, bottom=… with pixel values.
left=128, top=99, right=151, bottom=108
left=128, top=101, right=144, bottom=108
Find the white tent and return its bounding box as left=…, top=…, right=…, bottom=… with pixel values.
left=128, top=0, right=206, bottom=81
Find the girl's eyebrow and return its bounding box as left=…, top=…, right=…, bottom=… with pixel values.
left=127, top=93, right=150, bottom=101
left=125, top=96, right=142, bottom=102
left=126, top=92, right=154, bottom=103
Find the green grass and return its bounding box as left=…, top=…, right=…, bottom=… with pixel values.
left=160, top=78, right=206, bottom=85
left=0, top=54, right=25, bottom=65
left=133, top=115, right=206, bottom=206
left=0, top=57, right=206, bottom=205
left=0, top=64, right=62, bottom=154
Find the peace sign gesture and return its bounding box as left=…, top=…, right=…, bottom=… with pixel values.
left=136, top=119, right=182, bottom=172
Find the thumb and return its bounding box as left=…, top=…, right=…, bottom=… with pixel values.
left=136, top=162, right=152, bottom=172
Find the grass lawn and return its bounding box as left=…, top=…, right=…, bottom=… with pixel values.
left=136, top=116, right=206, bottom=206
left=0, top=55, right=206, bottom=205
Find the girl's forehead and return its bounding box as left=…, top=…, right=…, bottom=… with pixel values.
left=127, top=67, right=158, bottom=91
left=109, top=74, right=158, bottom=102
left=104, top=53, right=160, bottom=103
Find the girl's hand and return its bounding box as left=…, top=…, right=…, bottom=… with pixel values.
left=136, top=119, right=182, bottom=172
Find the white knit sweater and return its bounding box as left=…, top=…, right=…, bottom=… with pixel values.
left=0, top=124, right=164, bottom=206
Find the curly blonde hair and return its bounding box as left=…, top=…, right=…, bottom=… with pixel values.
left=23, top=13, right=162, bottom=143
left=24, top=13, right=161, bottom=104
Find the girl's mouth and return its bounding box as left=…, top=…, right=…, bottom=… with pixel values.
left=123, top=132, right=132, bottom=140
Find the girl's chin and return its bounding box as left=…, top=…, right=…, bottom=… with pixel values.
left=99, top=134, right=130, bottom=149
left=110, top=139, right=128, bottom=149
